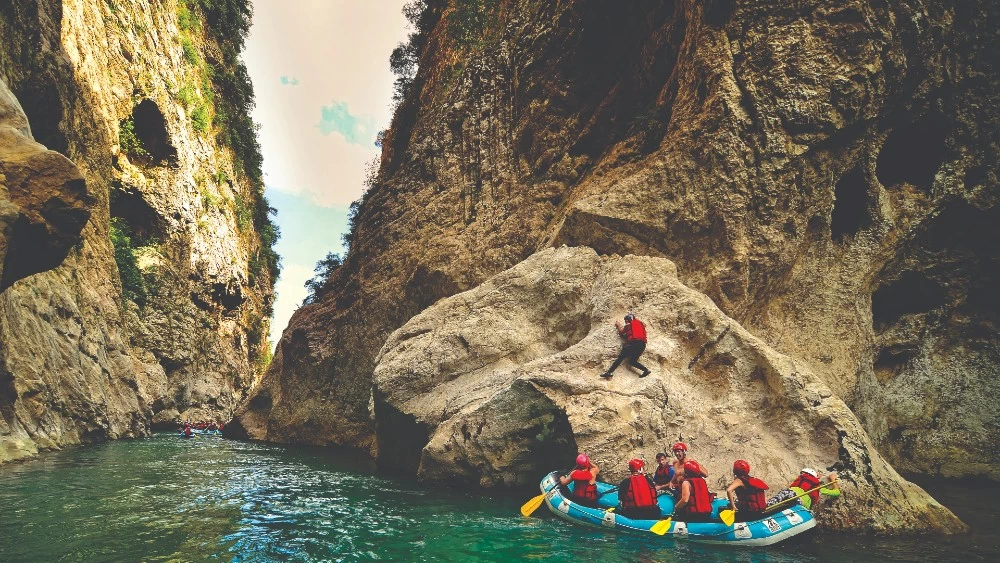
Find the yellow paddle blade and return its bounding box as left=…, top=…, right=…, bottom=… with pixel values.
left=719, top=509, right=735, bottom=527
left=649, top=517, right=672, bottom=535
left=605, top=507, right=615, bottom=513
left=520, top=494, right=546, bottom=517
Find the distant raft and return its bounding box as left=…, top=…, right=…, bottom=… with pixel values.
left=538, top=471, right=816, bottom=546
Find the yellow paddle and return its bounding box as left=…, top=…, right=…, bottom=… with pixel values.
left=649, top=516, right=672, bottom=535
left=719, top=509, right=736, bottom=526
left=520, top=493, right=546, bottom=517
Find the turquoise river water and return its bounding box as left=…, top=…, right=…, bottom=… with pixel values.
left=0, top=433, right=997, bottom=561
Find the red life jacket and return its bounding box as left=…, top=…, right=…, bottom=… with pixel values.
left=654, top=464, right=674, bottom=486
left=570, top=469, right=598, bottom=501
left=680, top=477, right=713, bottom=515
left=790, top=472, right=822, bottom=503
left=628, top=319, right=647, bottom=342
left=621, top=475, right=657, bottom=508
left=736, top=475, right=769, bottom=511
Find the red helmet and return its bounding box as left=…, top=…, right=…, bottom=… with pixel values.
left=683, top=460, right=701, bottom=476
left=733, top=459, right=750, bottom=475
left=672, top=442, right=688, bottom=453
left=628, top=458, right=645, bottom=472
left=576, top=453, right=590, bottom=468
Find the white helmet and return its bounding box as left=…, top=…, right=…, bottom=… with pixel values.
left=801, top=468, right=818, bottom=478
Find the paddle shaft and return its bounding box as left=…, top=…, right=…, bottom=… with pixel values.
left=768, top=478, right=839, bottom=511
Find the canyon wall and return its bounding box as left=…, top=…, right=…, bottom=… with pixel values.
left=0, top=0, right=274, bottom=462
left=232, top=0, right=997, bottom=529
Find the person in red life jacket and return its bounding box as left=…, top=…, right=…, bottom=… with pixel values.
left=673, top=460, right=714, bottom=521
left=600, top=313, right=651, bottom=378
left=667, top=442, right=709, bottom=492
left=726, top=459, right=769, bottom=521
left=652, top=452, right=675, bottom=495
left=766, top=468, right=840, bottom=510
left=182, top=424, right=193, bottom=438
left=617, top=459, right=662, bottom=520
left=559, top=453, right=601, bottom=508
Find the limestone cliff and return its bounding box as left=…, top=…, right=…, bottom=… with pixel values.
left=234, top=0, right=997, bottom=526
left=0, top=0, right=275, bottom=462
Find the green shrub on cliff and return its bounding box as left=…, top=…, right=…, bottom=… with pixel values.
left=110, top=218, right=148, bottom=308
left=118, top=118, right=148, bottom=159
left=191, top=103, right=211, bottom=132
left=181, top=37, right=200, bottom=66
left=303, top=252, right=343, bottom=304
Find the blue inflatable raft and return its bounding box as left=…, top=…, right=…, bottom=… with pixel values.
left=539, top=471, right=816, bottom=546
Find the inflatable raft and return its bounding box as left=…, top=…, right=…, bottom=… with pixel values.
left=538, top=471, right=816, bottom=546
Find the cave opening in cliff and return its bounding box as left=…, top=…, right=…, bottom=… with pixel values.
left=109, top=187, right=165, bottom=245
left=373, top=390, right=430, bottom=475
left=128, top=100, right=177, bottom=166
left=871, top=271, right=946, bottom=332
left=875, top=112, right=948, bottom=190
left=831, top=165, right=870, bottom=242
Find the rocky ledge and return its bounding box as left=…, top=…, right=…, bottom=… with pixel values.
left=0, top=78, right=92, bottom=292
left=373, top=246, right=964, bottom=533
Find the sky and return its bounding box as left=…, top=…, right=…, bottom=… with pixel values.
left=243, top=0, right=410, bottom=346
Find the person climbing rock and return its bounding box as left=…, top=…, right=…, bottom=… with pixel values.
left=617, top=459, right=662, bottom=520
left=652, top=452, right=675, bottom=494
left=725, top=459, right=769, bottom=522
left=559, top=454, right=601, bottom=508
left=600, top=313, right=650, bottom=378
left=766, top=468, right=840, bottom=511
left=673, top=460, right=714, bottom=521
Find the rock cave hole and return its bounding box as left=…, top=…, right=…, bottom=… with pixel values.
left=109, top=187, right=165, bottom=245
left=871, top=271, right=946, bottom=332
left=127, top=100, right=177, bottom=166
left=703, top=0, right=736, bottom=28
left=373, top=390, right=430, bottom=474
left=875, top=112, right=948, bottom=190
left=831, top=165, right=870, bottom=242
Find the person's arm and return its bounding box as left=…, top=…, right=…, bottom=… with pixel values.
left=820, top=472, right=841, bottom=497
left=615, top=321, right=625, bottom=336
left=559, top=473, right=571, bottom=486
left=588, top=464, right=599, bottom=482
left=726, top=479, right=741, bottom=511
left=674, top=481, right=692, bottom=513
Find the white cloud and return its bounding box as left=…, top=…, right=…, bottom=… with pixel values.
left=245, top=0, right=409, bottom=207
left=269, top=263, right=313, bottom=345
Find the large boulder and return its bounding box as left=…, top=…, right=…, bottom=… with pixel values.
left=0, top=77, right=92, bottom=291
left=373, top=246, right=964, bottom=533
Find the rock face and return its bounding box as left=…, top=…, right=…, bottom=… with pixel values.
left=374, top=246, right=963, bottom=533
left=0, top=0, right=273, bottom=463
left=239, top=0, right=998, bottom=490
left=0, top=78, right=92, bottom=291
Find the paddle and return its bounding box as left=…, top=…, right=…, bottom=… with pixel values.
left=769, top=478, right=839, bottom=511
left=719, top=508, right=736, bottom=526
left=649, top=516, right=672, bottom=535
left=717, top=478, right=839, bottom=526
left=520, top=493, right=546, bottom=517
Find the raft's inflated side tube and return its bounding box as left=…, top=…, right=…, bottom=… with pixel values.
left=539, top=471, right=817, bottom=546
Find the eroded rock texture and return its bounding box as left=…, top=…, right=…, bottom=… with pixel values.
left=0, top=78, right=92, bottom=292
left=236, top=0, right=998, bottom=510
left=375, top=246, right=963, bottom=533
left=0, top=0, right=273, bottom=462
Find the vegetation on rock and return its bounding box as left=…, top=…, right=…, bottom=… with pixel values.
left=109, top=217, right=148, bottom=308
left=304, top=252, right=343, bottom=304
